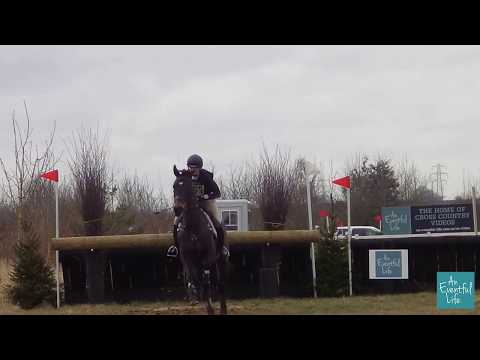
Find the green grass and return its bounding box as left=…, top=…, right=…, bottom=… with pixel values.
left=0, top=292, right=479, bottom=315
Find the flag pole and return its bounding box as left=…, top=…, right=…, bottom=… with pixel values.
left=473, top=186, right=478, bottom=237
left=347, top=188, right=352, bottom=296
left=332, top=176, right=352, bottom=296
left=55, top=181, right=60, bottom=309
left=306, top=172, right=317, bottom=298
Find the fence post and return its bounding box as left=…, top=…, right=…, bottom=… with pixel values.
left=84, top=249, right=106, bottom=303
left=259, top=243, right=281, bottom=298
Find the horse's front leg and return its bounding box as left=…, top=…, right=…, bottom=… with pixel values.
left=186, top=274, right=200, bottom=305
left=180, top=253, right=200, bottom=306
left=202, top=269, right=215, bottom=315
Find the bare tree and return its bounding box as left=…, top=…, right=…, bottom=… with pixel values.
left=455, top=169, right=480, bottom=201
left=116, top=173, right=165, bottom=212
left=67, top=126, right=109, bottom=236
left=396, top=155, right=430, bottom=203
left=250, top=144, right=299, bottom=231
left=396, top=155, right=443, bottom=204
left=285, top=157, right=327, bottom=230
left=55, top=181, right=84, bottom=237
left=218, top=162, right=256, bottom=201
left=67, top=125, right=111, bottom=303
left=0, top=102, right=57, bottom=246
left=106, top=172, right=171, bottom=234
left=218, top=150, right=329, bottom=230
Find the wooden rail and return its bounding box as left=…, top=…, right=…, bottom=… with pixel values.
left=50, top=230, right=322, bottom=251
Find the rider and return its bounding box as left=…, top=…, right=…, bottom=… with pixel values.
left=167, top=154, right=229, bottom=259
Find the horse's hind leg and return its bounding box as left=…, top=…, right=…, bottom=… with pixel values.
left=202, top=269, right=215, bottom=315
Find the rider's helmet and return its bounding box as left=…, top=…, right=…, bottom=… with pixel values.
left=187, top=154, right=203, bottom=169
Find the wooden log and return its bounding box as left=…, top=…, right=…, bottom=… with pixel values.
left=228, top=230, right=319, bottom=246
left=51, top=230, right=321, bottom=251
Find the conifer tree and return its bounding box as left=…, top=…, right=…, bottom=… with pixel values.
left=6, top=223, right=56, bottom=309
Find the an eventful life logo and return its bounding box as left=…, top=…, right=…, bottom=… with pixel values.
left=437, top=272, right=475, bottom=310
left=381, top=207, right=411, bottom=235
left=376, top=251, right=402, bottom=277
left=368, top=250, right=408, bottom=279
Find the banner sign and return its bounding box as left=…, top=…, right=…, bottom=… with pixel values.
left=369, top=249, right=409, bottom=279
left=381, top=203, right=473, bottom=235
left=411, top=204, right=473, bottom=234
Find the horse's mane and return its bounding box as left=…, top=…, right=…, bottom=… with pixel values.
left=178, top=168, right=194, bottom=177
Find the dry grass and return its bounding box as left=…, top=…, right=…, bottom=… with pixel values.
left=0, top=258, right=12, bottom=306
left=0, top=292, right=479, bottom=315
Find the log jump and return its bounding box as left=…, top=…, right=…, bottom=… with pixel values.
left=50, top=230, right=322, bottom=251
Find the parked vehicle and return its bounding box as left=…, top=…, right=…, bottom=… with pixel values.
left=334, top=226, right=382, bottom=239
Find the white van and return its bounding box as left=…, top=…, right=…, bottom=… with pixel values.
left=334, top=226, right=382, bottom=239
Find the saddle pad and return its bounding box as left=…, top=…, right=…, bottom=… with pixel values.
left=201, top=209, right=218, bottom=239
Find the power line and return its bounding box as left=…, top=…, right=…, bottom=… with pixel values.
left=430, top=164, right=448, bottom=200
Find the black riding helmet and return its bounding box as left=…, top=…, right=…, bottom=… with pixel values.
left=187, top=154, right=203, bottom=168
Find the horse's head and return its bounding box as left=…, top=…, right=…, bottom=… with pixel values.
left=173, top=165, right=196, bottom=209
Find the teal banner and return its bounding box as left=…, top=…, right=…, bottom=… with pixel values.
left=437, top=272, right=475, bottom=310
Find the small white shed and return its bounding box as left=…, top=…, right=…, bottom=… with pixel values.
left=217, top=199, right=254, bottom=231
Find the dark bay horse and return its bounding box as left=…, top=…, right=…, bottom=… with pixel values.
left=172, top=165, right=227, bottom=315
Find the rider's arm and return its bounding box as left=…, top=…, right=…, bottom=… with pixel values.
left=200, top=170, right=221, bottom=199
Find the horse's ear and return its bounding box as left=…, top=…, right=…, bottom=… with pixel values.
left=173, top=165, right=180, bottom=177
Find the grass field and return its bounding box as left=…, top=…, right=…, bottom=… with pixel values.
left=0, top=292, right=479, bottom=315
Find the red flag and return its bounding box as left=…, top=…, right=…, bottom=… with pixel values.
left=332, top=176, right=350, bottom=189
left=373, top=214, right=382, bottom=223
left=319, top=210, right=329, bottom=218
left=40, top=169, right=58, bottom=182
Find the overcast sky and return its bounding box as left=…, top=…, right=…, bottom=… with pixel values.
left=1, top=45, right=479, bottom=200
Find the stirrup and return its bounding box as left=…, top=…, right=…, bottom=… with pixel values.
left=167, top=245, right=178, bottom=258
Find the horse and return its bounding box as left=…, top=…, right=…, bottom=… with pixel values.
left=172, top=165, right=227, bottom=315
